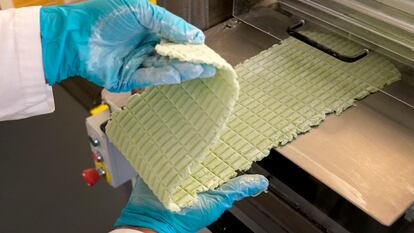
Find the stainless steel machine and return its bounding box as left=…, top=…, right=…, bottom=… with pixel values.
left=83, top=1, right=414, bottom=232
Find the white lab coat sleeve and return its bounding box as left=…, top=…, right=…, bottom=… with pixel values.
left=0, top=6, right=55, bottom=121
left=109, top=229, right=143, bottom=233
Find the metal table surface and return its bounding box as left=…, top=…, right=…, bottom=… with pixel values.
left=205, top=19, right=414, bottom=226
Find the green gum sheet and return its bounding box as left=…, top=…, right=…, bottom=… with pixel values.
left=106, top=32, right=401, bottom=211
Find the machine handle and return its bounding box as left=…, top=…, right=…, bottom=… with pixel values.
left=287, top=20, right=369, bottom=63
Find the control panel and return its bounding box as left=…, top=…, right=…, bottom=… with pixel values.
left=83, top=106, right=137, bottom=187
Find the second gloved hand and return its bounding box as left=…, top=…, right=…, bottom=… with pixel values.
left=40, top=0, right=216, bottom=92
left=114, top=175, right=269, bottom=233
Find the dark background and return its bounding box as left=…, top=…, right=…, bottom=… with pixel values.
left=0, top=86, right=130, bottom=233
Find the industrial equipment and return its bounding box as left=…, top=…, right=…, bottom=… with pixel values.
left=84, top=92, right=137, bottom=188
left=83, top=1, right=414, bottom=232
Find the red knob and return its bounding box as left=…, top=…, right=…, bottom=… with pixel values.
left=82, top=168, right=100, bottom=187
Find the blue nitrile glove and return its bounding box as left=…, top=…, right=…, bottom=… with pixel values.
left=40, top=0, right=216, bottom=92
left=114, top=175, right=269, bottom=233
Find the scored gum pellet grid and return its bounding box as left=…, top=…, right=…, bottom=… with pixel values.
left=172, top=31, right=400, bottom=207
left=106, top=43, right=240, bottom=210
left=107, top=32, right=401, bottom=210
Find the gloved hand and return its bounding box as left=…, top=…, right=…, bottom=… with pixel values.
left=40, top=0, right=216, bottom=92
left=114, top=175, right=269, bottom=233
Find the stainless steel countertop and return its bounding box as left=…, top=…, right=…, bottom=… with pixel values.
left=205, top=19, right=414, bottom=226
